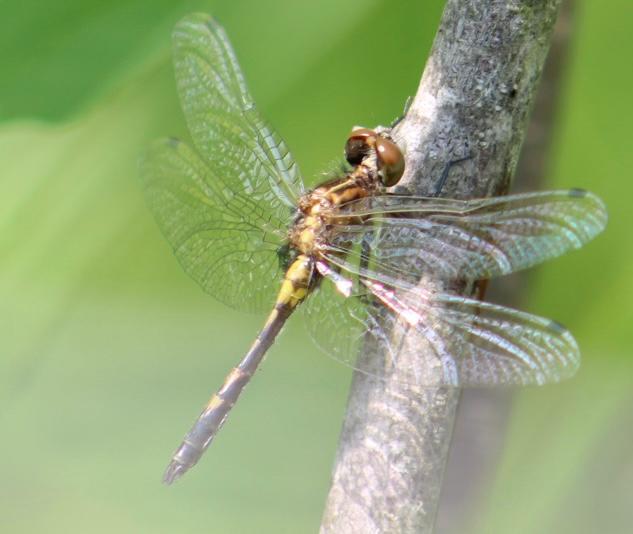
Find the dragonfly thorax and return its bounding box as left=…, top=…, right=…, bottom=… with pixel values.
left=290, top=163, right=380, bottom=257
left=289, top=128, right=403, bottom=256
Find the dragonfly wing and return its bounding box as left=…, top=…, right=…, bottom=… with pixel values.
left=326, top=190, right=607, bottom=283
left=362, top=280, right=580, bottom=386
left=172, top=14, right=304, bottom=208
left=140, top=138, right=287, bottom=312
left=429, top=293, right=579, bottom=386
left=302, top=273, right=375, bottom=374
left=304, top=274, right=579, bottom=387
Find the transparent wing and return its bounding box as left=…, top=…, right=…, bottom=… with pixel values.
left=361, top=280, right=579, bottom=386
left=140, top=138, right=287, bottom=312
left=302, top=274, right=371, bottom=369
left=172, top=13, right=304, bottom=208
left=303, top=273, right=579, bottom=387
left=324, top=190, right=607, bottom=285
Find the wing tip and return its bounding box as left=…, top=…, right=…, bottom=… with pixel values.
left=570, top=189, right=608, bottom=230
left=548, top=318, right=581, bottom=382
left=175, top=11, right=214, bottom=27
left=554, top=188, right=608, bottom=240
left=174, top=12, right=224, bottom=43
left=547, top=318, right=569, bottom=335
left=588, top=194, right=608, bottom=238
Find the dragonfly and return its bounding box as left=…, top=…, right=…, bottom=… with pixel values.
left=140, top=13, right=607, bottom=484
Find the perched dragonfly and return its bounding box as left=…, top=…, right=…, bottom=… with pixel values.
left=140, top=14, right=607, bottom=484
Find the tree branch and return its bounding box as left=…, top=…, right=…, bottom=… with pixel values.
left=435, top=2, right=575, bottom=531
left=320, top=1, right=563, bottom=532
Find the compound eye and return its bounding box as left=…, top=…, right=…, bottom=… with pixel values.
left=344, top=128, right=376, bottom=166
left=376, top=137, right=405, bottom=186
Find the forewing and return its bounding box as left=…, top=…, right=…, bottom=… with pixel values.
left=140, top=138, right=287, bottom=312
left=325, top=190, right=607, bottom=283
left=172, top=13, right=304, bottom=209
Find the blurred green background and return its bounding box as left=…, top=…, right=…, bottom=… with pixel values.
left=1, top=1, right=630, bottom=532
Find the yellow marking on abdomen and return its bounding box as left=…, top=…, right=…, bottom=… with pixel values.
left=205, top=367, right=251, bottom=411
left=276, top=255, right=312, bottom=308
left=205, top=394, right=224, bottom=412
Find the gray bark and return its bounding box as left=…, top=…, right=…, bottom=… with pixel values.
left=435, top=2, right=575, bottom=532
left=320, top=1, right=563, bottom=532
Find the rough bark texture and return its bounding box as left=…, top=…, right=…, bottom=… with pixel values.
left=435, top=2, right=575, bottom=532
left=320, top=1, right=563, bottom=533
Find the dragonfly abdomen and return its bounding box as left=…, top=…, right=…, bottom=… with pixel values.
left=163, top=255, right=314, bottom=484
left=276, top=254, right=313, bottom=307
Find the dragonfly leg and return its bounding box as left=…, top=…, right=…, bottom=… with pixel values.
left=389, top=96, right=413, bottom=129
left=357, top=230, right=375, bottom=302
left=433, top=152, right=473, bottom=197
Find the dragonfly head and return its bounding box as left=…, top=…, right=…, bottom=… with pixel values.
left=345, top=127, right=405, bottom=187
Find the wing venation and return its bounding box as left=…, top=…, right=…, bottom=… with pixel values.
left=325, top=190, right=607, bottom=283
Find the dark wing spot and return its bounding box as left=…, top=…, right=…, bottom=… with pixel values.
left=568, top=188, right=587, bottom=198
left=548, top=319, right=569, bottom=334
